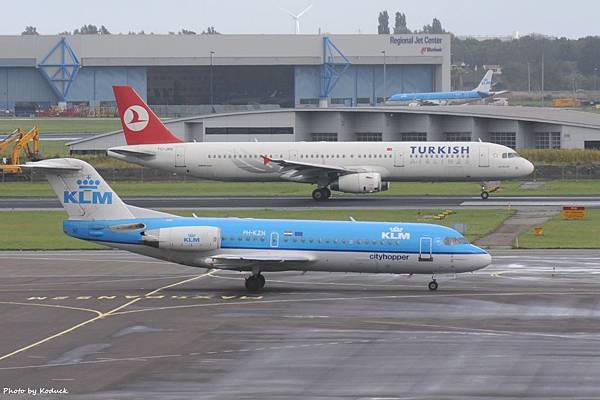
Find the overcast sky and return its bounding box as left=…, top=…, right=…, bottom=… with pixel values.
left=3, top=0, right=598, bottom=38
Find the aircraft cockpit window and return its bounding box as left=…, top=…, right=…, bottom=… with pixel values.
left=443, top=237, right=468, bottom=245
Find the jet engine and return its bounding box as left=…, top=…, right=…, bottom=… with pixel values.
left=330, top=173, right=390, bottom=194
left=144, top=226, right=221, bottom=251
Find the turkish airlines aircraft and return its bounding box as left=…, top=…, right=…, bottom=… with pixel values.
left=108, top=86, right=534, bottom=201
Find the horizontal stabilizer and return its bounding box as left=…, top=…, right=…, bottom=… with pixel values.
left=107, top=147, right=156, bottom=157
left=20, top=159, right=83, bottom=171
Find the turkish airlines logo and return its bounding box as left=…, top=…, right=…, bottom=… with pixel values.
left=123, top=105, right=149, bottom=132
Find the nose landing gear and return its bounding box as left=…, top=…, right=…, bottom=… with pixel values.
left=428, top=278, right=438, bottom=291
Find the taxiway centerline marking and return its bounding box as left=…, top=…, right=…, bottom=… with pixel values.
left=0, top=271, right=213, bottom=364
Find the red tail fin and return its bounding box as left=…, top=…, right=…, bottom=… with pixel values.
left=113, top=86, right=182, bottom=145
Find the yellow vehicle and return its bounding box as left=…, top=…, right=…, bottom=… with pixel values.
left=0, top=127, right=42, bottom=174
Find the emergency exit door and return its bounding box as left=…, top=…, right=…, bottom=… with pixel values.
left=419, top=237, right=433, bottom=262
left=175, top=147, right=186, bottom=167
left=478, top=146, right=489, bottom=167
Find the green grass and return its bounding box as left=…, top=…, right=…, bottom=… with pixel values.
left=3, top=179, right=600, bottom=197
left=0, top=118, right=121, bottom=134
left=0, top=209, right=512, bottom=250
left=516, top=209, right=600, bottom=249
left=520, top=149, right=600, bottom=164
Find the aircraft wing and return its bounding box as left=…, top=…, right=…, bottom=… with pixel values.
left=417, top=99, right=443, bottom=106
left=260, top=155, right=366, bottom=183
left=209, top=253, right=314, bottom=270
left=210, top=254, right=313, bottom=263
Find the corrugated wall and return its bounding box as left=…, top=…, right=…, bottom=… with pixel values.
left=66, top=67, right=147, bottom=106
left=0, top=66, right=146, bottom=109
left=0, top=67, right=57, bottom=109
left=294, top=64, right=435, bottom=106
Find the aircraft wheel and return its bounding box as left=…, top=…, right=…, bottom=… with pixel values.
left=480, top=191, right=489, bottom=200
left=323, top=187, right=331, bottom=199
left=257, top=274, right=266, bottom=289
left=428, top=280, right=438, bottom=291
left=312, top=188, right=327, bottom=201
left=245, top=276, right=261, bottom=291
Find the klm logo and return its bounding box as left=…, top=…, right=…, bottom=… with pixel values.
left=63, top=177, right=113, bottom=205
left=382, top=226, right=411, bottom=240
left=184, top=237, right=200, bottom=243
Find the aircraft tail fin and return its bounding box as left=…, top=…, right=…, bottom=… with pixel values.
left=20, top=158, right=134, bottom=220
left=113, top=86, right=182, bottom=145
left=473, top=70, right=494, bottom=93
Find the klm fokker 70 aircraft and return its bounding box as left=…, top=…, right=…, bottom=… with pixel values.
left=23, top=158, right=491, bottom=291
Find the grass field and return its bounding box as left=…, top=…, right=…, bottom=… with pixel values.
left=0, top=209, right=512, bottom=250
left=3, top=179, right=600, bottom=197
left=0, top=118, right=121, bottom=134
left=516, top=209, right=600, bottom=248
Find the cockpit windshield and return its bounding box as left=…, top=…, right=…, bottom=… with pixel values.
left=501, top=152, right=520, bottom=159
left=443, top=236, right=469, bottom=246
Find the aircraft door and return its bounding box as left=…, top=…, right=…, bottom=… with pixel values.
left=175, top=146, right=186, bottom=167
left=478, top=146, right=490, bottom=167
left=394, top=150, right=404, bottom=167
left=418, top=237, right=433, bottom=262
left=288, top=150, right=298, bottom=161
left=270, top=232, right=279, bottom=248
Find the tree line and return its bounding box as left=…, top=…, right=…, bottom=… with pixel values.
left=21, top=25, right=219, bottom=36
left=377, top=10, right=600, bottom=91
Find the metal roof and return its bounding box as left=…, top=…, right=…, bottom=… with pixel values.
left=67, top=105, right=600, bottom=147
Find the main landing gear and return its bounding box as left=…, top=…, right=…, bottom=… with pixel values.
left=428, top=278, right=438, bottom=291
left=312, top=187, right=332, bottom=201
left=245, top=273, right=266, bottom=291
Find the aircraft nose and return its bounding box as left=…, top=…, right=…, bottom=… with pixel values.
left=524, top=159, right=535, bottom=175
left=470, top=245, right=492, bottom=270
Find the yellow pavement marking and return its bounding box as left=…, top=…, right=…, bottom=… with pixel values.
left=0, top=271, right=213, bottom=363
left=0, top=301, right=103, bottom=317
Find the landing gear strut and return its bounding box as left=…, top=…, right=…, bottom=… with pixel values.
left=428, top=279, right=438, bottom=291
left=312, top=187, right=332, bottom=201
left=245, top=273, right=266, bottom=291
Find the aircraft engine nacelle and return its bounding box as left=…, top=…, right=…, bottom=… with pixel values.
left=330, top=173, right=389, bottom=194
left=155, top=226, right=221, bottom=251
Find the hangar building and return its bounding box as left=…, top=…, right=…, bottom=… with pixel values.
left=0, top=33, right=450, bottom=112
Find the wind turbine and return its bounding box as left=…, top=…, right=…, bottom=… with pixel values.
left=280, top=4, right=313, bottom=34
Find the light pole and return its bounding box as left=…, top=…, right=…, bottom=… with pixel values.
left=209, top=51, right=215, bottom=105
left=527, top=62, right=531, bottom=93
left=381, top=50, right=387, bottom=103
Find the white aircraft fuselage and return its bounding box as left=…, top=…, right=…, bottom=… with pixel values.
left=109, top=141, right=534, bottom=183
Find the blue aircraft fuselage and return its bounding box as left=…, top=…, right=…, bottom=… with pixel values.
left=388, top=90, right=487, bottom=103
left=63, top=216, right=490, bottom=275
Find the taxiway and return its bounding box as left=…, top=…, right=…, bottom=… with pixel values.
left=0, top=250, right=599, bottom=398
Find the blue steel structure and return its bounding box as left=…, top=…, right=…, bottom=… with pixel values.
left=319, top=36, right=351, bottom=103
left=37, top=37, right=81, bottom=102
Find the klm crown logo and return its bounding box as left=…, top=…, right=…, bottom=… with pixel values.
left=64, top=176, right=113, bottom=205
